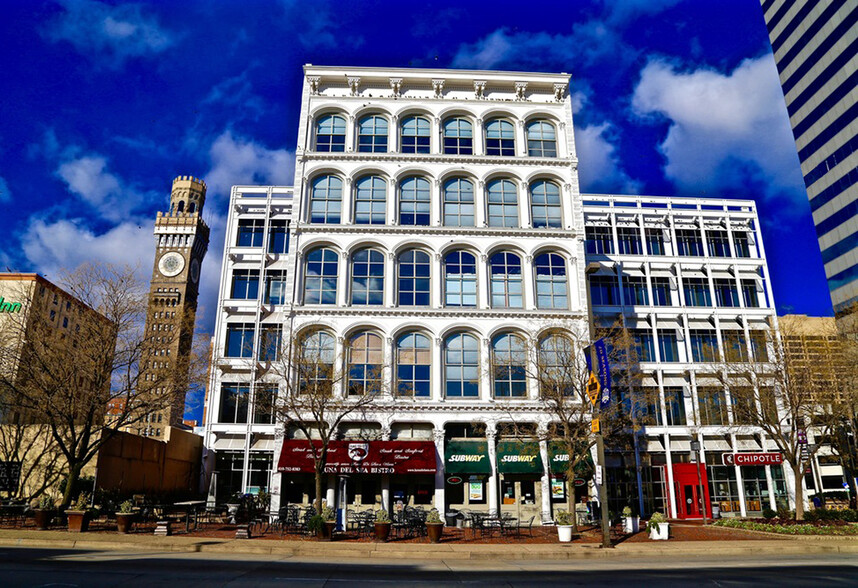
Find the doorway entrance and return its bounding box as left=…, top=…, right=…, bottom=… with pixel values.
left=671, top=463, right=712, bottom=519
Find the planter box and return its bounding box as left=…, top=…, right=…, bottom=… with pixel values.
left=116, top=512, right=135, bottom=534
left=623, top=516, right=639, bottom=533
left=33, top=509, right=53, bottom=531
left=319, top=521, right=336, bottom=541
left=426, top=523, right=444, bottom=543
left=66, top=510, right=91, bottom=533
left=374, top=522, right=391, bottom=542
left=649, top=522, right=669, bottom=540
left=557, top=525, right=574, bottom=542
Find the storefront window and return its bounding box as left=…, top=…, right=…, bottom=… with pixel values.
left=707, top=465, right=740, bottom=514
left=742, top=465, right=771, bottom=512
left=215, top=451, right=273, bottom=499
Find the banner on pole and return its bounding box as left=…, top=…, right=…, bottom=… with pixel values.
left=593, top=338, right=612, bottom=408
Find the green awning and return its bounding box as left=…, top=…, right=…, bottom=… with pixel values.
left=497, top=441, right=543, bottom=474
left=549, top=442, right=595, bottom=476
left=445, top=440, right=491, bottom=474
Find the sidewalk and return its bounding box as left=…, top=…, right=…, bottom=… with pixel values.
left=1, top=528, right=857, bottom=560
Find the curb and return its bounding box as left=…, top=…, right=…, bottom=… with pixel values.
left=2, top=535, right=858, bottom=560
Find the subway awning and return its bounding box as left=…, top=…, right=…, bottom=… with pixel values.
left=497, top=441, right=543, bottom=474
left=548, top=442, right=594, bottom=476
left=445, top=440, right=492, bottom=475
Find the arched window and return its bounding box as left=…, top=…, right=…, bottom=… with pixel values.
left=316, top=114, right=346, bottom=152
left=396, top=332, right=431, bottom=397
left=401, top=116, right=430, bottom=154
left=399, top=176, right=431, bottom=226
left=358, top=115, right=388, bottom=153
left=443, top=118, right=473, bottom=155
left=445, top=333, right=479, bottom=397
left=485, top=119, right=515, bottom=156
left=300, top=331, right=335, bottom=393
left=351, top=249, right=384, bottom=305
left=347, top=332, right=383, bottom=396
left=398, top=250, right=431, bottom=306
left=492, top=333, right=526, bottom=397
left=538, top=334, right=574, bottom=396
left=188, top=202, right=196, bottom=213
left=530, top=180, right=562, bottom=228
left=534, top=253, right=568, bottom=309
left=487, top=179, right=519, bottom=228
left=443, top=178, right=474, bottom=226
left=354, top=176, right=386, bottom=225
left=304, top=248, right=338, bottom=304
left=177, top=201, right=185, bottom=213
left=310, top=175, right=342, bottom=224
left=526, top=120, right=557, bottom=157
left=490, top=252, right=523, bottom=308
left=444, top=251, right=477, bottom=307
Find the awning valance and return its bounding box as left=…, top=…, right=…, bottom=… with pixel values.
left=277, top=440, right=436, bottom=475
left=497, top=441, right=543, bottom=474
left=445, top=440, right=492, bottom=475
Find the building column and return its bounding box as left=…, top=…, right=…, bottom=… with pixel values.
left=434, top=427, right=446, bottom=512
left=477, top=253, right=489, bottom=309
left=381, top=474, right=390, bottom=511
left=385, top=252, right=396, bottom=308
left=433, top=337, right=444, bottom=401
left=732, top=433, right=748, bottom=517
left=338, top=251, right=350, bottom=307
left=665, top=432, right=678, bottom=518
left=519, top=180, right=531, bottom=228
left=341, top=178, right=353, bottom=224
left=538, top=424, right=551, bottom=520
left=326, top=476, right=336, bottom=508
left=433, top=254, right=444, bottom=307
left=487, top=424, right=499, bottom=512
left=524, top=255, right=536, bottom=310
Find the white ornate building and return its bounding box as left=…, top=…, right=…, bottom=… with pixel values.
left=203, top=66, right=796, bottom=521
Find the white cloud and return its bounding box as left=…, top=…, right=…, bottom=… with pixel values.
left=0, top=176, right=11, bottom=203
left=45, top=0, right=174, bottom=68
left=631, top=55, right=803, bottom=200
left=574, top=123, right=641, bottom=194
left=204, top=130, right=295, bottom=199
left=55, top=153, right=153, bottom=221
left=21, top=218, right=154, bottom=283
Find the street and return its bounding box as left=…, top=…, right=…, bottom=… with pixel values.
left=0, top=547, right=855, bottom=587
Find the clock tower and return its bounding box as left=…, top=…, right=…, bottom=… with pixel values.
left=134, top=175, right=210, bottom=440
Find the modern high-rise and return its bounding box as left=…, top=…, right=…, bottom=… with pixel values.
left=761, top=1, right=858, bottom=312
left=203, top=66, right=797, bottom=521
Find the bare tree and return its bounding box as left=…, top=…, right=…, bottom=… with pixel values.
left=495, top=319, right=651, bottom=532
left=266, top=327, right=388, bottom=511
left=0, top=264, right=203, bottom=508
left=723, top=315, right=847, bottom=520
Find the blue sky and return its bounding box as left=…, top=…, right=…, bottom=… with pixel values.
left=0, top=0, right=833, bottom=420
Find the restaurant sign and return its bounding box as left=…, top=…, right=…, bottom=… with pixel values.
left=445, top=440, right=492, bottom=475
left=277, top=440, right=436, bottom=474
left=722, top=452, right=783, bottom=466
left=0, top=298, right=22, bottom=314
left=497, top=441, right=543, bottom=474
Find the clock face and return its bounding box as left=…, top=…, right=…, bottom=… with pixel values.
left=158, top=252, right=185, bottom=277
left=190, top=258, right=200, bottom=284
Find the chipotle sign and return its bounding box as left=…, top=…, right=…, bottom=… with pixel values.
left=722, top=452, right=783, bottom=466
left=278, top=440, right=436, bottom=475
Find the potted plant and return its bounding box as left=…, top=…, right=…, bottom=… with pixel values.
left=425, top=508, right=444, bottom=543
left=32, top=495, right=54, bottom=530
left=555, top=509, right=574, bottom=542
left=374, top=509, right=392, bottom=542
left=320, top=505, right=337, bottom=541
left=622, top=506, right=639, bottom=533
left=646, top=511, right=669, bottom=540
left=115, top=499, right=136, bottom=534
left=66, top=493, right=93, bottom=533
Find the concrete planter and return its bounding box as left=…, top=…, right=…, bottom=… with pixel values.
left=426, top=522, right=444, bottom=543
left=557, top=525, right=574, bottom=542
left=66, top=510, right=91, bottom=533
left=374, top=522, right=391, bottom=542
left=319, top=521, right=336, bottom=541
left=649, top=522, right=669, bottom=540
left=116, top=512, right=135, bottom=534
left=623, top=516, right=640, bottom=533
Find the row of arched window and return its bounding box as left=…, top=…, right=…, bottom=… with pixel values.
left=313, top=113, right=559, bottom=157
left=298, top=330, right=573, bottom=398
left=308, top=174, right=563, bottom=228
left=302, top=248, right=571, bottom=309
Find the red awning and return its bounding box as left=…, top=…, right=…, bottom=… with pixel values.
left=277, top=440, right=436, bottom=475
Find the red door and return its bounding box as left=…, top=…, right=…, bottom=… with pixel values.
left=671, top=463, right=711, bottom=519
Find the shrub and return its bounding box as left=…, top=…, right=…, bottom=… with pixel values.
left=761, top=508, right=777, bottom=520
left=622, top=506, right=633, bottom=517
left=376, top=509, right=391, bottom=523
left=307, top=514, right=325, bottom=533
left=35, top=495, right=54, bottom=510
left=321, top=506, right=336, bottom=521
left=426, top=509, right=442, bottom=524
left=118, top=500, right=135, bottom=514
left=555, top=510, right=573, bottom=525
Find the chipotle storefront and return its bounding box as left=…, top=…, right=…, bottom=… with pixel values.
left=277, top=440, right=436, bottom=511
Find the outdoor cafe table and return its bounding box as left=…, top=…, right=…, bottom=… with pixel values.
left=171, top=500, right=206, bottom=533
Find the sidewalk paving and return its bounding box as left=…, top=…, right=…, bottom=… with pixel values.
left=1, top=528, right=857, bottom=560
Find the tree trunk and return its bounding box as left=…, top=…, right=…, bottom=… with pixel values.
left=314, top=469, right=323, bottom=513
left=61, top=463, right=82, bottom=510
left=568, top=478, right=579, bottom=533
left=793, top=463, right=805, bottom=521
